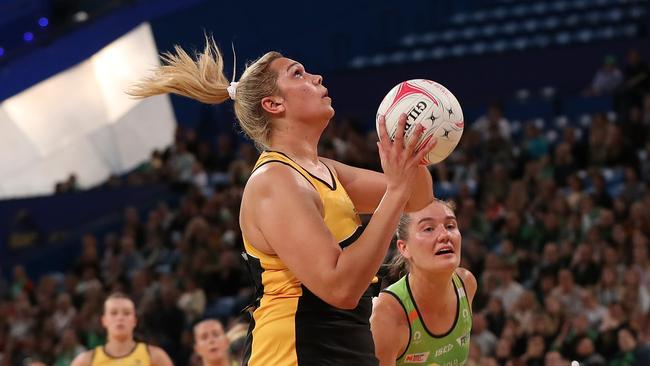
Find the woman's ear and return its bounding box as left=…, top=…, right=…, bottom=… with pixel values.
left=261, top=96, right=285, bottom=115
left=396, top=239, right=411, bottom=261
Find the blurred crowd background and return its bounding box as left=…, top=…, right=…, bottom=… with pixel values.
left=1, top=0, right=650, bottom=365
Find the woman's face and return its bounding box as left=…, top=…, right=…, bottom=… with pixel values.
left=618, top=329, right=637, bottom=352
left=101, top=298, right=137, bottom=339
left=268, top=57, right=334, bottom=125
left=398, top=201, right=462, bottom=274
left=194, top=320, right=229, bottom=363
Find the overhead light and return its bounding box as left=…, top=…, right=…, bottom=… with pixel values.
left=23, top=32, right=34, bottom=42
left=38, top=17, right=49, bottom=27
left=74, top=11, right=89, bottom=23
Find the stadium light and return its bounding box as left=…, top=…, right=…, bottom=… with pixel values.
left=74, top=11, right=89, bottom=23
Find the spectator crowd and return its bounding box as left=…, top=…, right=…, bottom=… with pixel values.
left=1, top=49, right=649, bottom=366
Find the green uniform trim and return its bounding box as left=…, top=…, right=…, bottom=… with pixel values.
left=383, top=273, right=472, bottom=366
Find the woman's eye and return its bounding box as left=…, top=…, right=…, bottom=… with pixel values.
left=424, top=227, right=434, bottom=232
left=294, top=70, right=303, bottom=77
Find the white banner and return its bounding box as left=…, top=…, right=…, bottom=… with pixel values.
left=0, top=23, right=176, bottom=198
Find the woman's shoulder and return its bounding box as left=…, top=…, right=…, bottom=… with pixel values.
left=240, top=161, right=322, bottom=222
left=455, top=268, right=478, bottom=299
left=319, top=157, right=340, bottom=176
left=372, top=291, right=409, bottom=326
left=246, top=161, right=316, bottom=193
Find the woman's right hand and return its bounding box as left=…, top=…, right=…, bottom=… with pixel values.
left=377, top=113, right=437, bottom=199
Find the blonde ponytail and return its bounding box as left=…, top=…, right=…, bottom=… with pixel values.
left=129, top=35, right=283, bottom=149
left=128, top=35, right=231, bottom=104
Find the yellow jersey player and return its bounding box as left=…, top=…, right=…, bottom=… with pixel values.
left=70, top=292, right=174, bottom=366
left=130, top=36, right=436, bottom=365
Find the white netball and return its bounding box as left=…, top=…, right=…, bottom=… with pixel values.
left=376, top=79, right=464, bottom=164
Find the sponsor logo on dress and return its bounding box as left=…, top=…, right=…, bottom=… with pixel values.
left=456, top=333, right=470, bottom=347
left=413, top=331, right=423, bottom=344
left=404, top=352, right=429, bottom=363
left=434, top=344, right=454, bottom=357
left=462, top=309, right=470, bottom=319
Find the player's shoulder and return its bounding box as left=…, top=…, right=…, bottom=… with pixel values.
left=247, top=159, right=315, bottom=194
left=146, top=343, right=164, bottom=355
left=146, top=344, right=173, bottom=366
left=455, top=267, right=477, bottom=297
left=371, top=291, right=411, bottom=360
left=455, top=267, right=476, bottom=285
left=319, top=157, right=344, bottom=177
left=371, top=291, right=408, bottom=327
left=70, top=349, right=95, bottom=366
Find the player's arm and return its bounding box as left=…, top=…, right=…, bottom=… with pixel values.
left=149, top=345, right=174, bottom=366
left=249, top=115, right=434, bottom=309
left=370, top=293, right=409, bottom=366
left=456, top=267, right=478, bottom=308
left=248, top=164, right=407, bottom=309
left=70, top=350, right=93, bottom=366
left=323, top=158, right=433, bottom=214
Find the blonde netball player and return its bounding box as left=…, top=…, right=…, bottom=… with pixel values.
left=70, top=293, right=173, bottom=366
left=371, top=200, right=477, bottom=366
left=129, top=37, right=437, bottom=365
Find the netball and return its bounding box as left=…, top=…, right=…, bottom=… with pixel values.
left=376, top=79, right=464, bottom=164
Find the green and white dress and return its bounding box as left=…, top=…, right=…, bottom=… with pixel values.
left=382, top=273, right=472, bottom=366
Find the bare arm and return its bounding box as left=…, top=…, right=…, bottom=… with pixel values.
left=247, top=115, right=436, bottom=309
left=250, top=165, right=408, bottom=308
left=323, top=159, right=433, bottom=214
left=149, top=345, right=174, bottom=366
left=370, top=293, right=409, bottom=366
left=70, top=350, right=93, bottom=366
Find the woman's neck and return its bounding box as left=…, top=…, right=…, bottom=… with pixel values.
left=408, top=268, right=456, bottom=314
left=269, top=120, right=323, bottom=165
left=204, top=357, right=232, bottom=366
left=104, top=337, right=136, bottom=357
left=272, top=144, right=318, bottom=163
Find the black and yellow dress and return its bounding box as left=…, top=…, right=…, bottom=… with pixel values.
left=90, top=342, right=150, bottom=366
left=242, top=151, right=378, bottom=366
